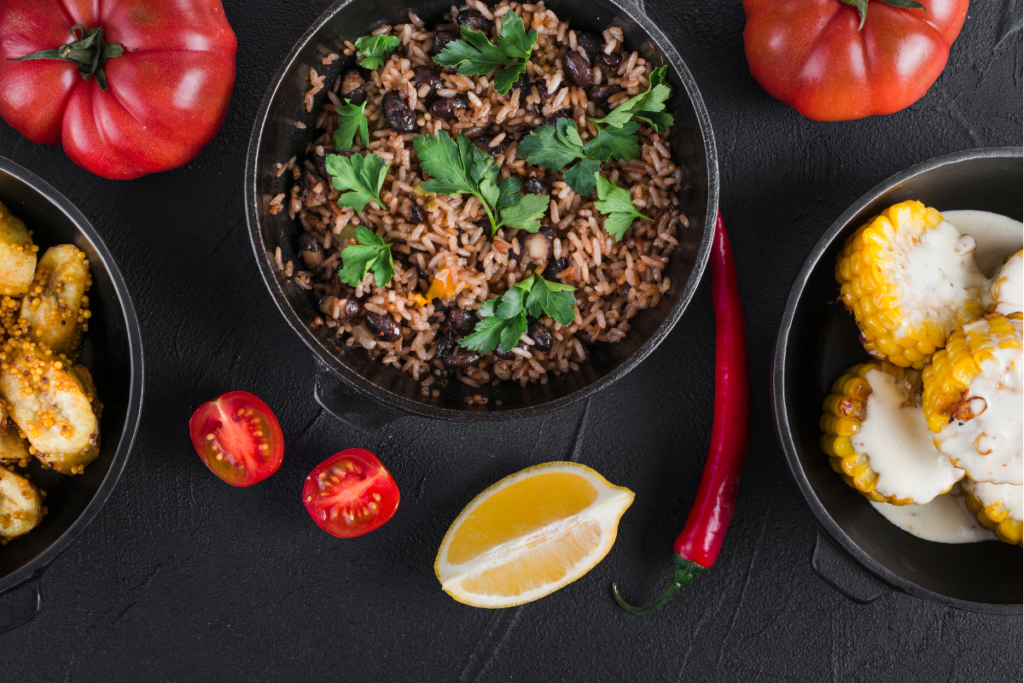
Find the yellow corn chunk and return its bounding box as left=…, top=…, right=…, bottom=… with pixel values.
left=961, top=480, right=1023, bottom=547
left=835, top=200, right=985, bottom=369
left=922, top=312, right=1024, bottom=433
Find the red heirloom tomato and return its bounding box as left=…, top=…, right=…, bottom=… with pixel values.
left=189, top=392, right=284, bottom=487
left=0, top=0, right=237, bottom=179
left=303, top=449, right=400, bottom=539
left=743, top=0, right=968, bottom=121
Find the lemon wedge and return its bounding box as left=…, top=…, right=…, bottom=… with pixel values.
left=435, top=461, right=634, bottom=608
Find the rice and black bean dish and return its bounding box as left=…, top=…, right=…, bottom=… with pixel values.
left=273, top=0, right=689, bottom=399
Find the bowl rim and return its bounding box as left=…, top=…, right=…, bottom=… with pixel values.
left=0, top=156, right=145, bottom=594
left=771, top=146, right=1023, bottom=614
left=244, top=0, right=719, bottom=421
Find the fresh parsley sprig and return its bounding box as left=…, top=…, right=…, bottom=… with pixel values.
left=325, top=152, right=389, bottom=213
left=338, top=226, right=395, bottom=287
left=434, top=11, right=537, bottom=95
left=354, top=34, right=401, bottom=70
left=518, top=118, right=640, bottom=196
left=591, top=65, right=674, bottom=133
left=332, top=99, right=369, bottom=152
left=413, top=130, right=548, bottom=234
left=594, top=175, right=651, bottom=241
left=459, top=274, right=577, bottom=353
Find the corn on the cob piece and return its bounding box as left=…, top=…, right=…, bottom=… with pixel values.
left=923, top=312, right=1023, bottom=485
left=835, top=200, right=987, bottom=369
left=984, top=249, right=1022, bottom=316
left=821, top=362, right=961, bottom=505
left=0, top=200, right=38, bottom=296
left=0, top=464, right=42, bottom=539
left=960, top=479, right=1023, bottom=546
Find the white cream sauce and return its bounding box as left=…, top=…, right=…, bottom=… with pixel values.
left=893, top=220, right=987, bottom=338
left=853, top=369, right=963, bottom=502
left=934, top=317, right=1023, bottom=485
left=961, top=478, right=1024, bottom=521
left=870, top=489, right=995, bottom=543
left=983, top=250, right=1023, bottom=315
left=943, top=209, right=1024, bottom=276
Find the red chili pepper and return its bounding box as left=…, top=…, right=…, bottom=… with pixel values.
left=613, top=211, right=750, bottom=613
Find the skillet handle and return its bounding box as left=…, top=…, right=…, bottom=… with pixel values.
left=313, top=358, right=406, bottom=431
left=0, top=574, right=42, bottom=635
left=811, top=527, right=890, bottom=605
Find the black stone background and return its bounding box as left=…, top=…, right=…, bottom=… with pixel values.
left=1, top=1, right=1022, bottom=680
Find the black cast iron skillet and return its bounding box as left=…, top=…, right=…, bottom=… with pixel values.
left=0, top=158, right=144, bottom=633
left=246, top=0, right=717, bottom=429
left=772, top=147, right=1023, bottom=614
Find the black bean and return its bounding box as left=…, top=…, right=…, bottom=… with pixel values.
left=541, top=109, right=572, bottom=126
left=596, top=52, right=622, bottom=69
left=456, top=8, right=492, bottom=34
left=563, top=52, right=593, bottom=88
left=533, top=79, right=550, bottom=101
left=529, top=321, right=554, bottom=352
left=472, top=135, right=504, bottom=155
left=430, top=94, right=469, bottom=120
left=366, top=312, right=403, bottom=342
left=447, top=307, right=477, bottom=336
left=298, top=232, right=322, bottom=267
left=443, top=346, right=482, bottom=368
left=589, top=85, right=623, bottom=105
left=311, top=265, right=326, bottom=280
left=381, top=92, right=416, bottom=133
left=576, top=32, right=603, bottom=64
left=413, top=65, right=443, bottom=99
left=433, top=29, right=457, bottom=55
left=542, top=256, right=569, bottom=281
left=574, top=329, right=594, bottom=345
left=494, top=341, right=527, bottom=360
left=407, top=203, right=424, bottom=224
left=341, top=298, right=362, bottom=320
left=510, top=71, right=530, bottom=94
left=524, top=176, right=548, bottom=195
left=341, top=69, right=367, bottom=104
left=435, top=327, right=456, bottom=360
left=313, top=154, right=330, bottom=182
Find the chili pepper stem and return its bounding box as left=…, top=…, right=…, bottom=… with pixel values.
left=611, top=554, right=706, bottom=614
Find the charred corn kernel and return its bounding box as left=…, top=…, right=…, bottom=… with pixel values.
left=0, top=201, right=37, bottom=296
left=821, top=362, right=961, bottom=505
left=922, top=312, right=1024, bottom=433
left=835, top=200, right=987, bottom=369
left=960, top=479, right=1023, bottom=547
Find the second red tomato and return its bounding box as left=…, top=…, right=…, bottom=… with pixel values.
left=303, top=449, right=400, bottom=538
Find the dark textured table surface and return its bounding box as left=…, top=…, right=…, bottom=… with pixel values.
left=1, top=1, right=1022, bottom=680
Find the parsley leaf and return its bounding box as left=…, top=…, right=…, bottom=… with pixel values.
left=354, top=35, right=401, bottom=70
left=433, top=11, right=537, bottom=95
left=458, top=275, right=577, bottom=353
left=413, top=131, right=546, bottom=233
left=332, top=99, right=369, bottom=152
left=591, top=65, right=674, bottom=133
left=518, top=119, right=601, bottom=196
left=338, top=226, right=395, bottom=288
left=594, top=175, right=652, bottom=241
left=325, top=152, right=389, bottom=213
left=583, top=121, right=639, bottom=162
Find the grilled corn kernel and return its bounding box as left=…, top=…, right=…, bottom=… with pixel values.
left=960, top=479, right=1023, bottom=547
left=835, top=200, right=986, bottom=369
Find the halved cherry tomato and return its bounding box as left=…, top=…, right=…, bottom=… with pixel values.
left=189, top=391, right=284, bottom=487
left=302, top=449, right=400, bottom=538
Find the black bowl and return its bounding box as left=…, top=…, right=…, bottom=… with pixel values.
left=772, top=147, right=1023, bottom=614
left=0, top=158, right=143, bottom=631
left=246, top=0, right=717, bottom=428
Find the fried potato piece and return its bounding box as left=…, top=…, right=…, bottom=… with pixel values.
left=0, top=200, right=38, bottom=296
left=0, top=420, right=31, bottom=467
left=0, top=465, right=42, bottom=539
left=0, top=340, right=99, bottom=475
left=20, top=244, right=91, bottom=357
